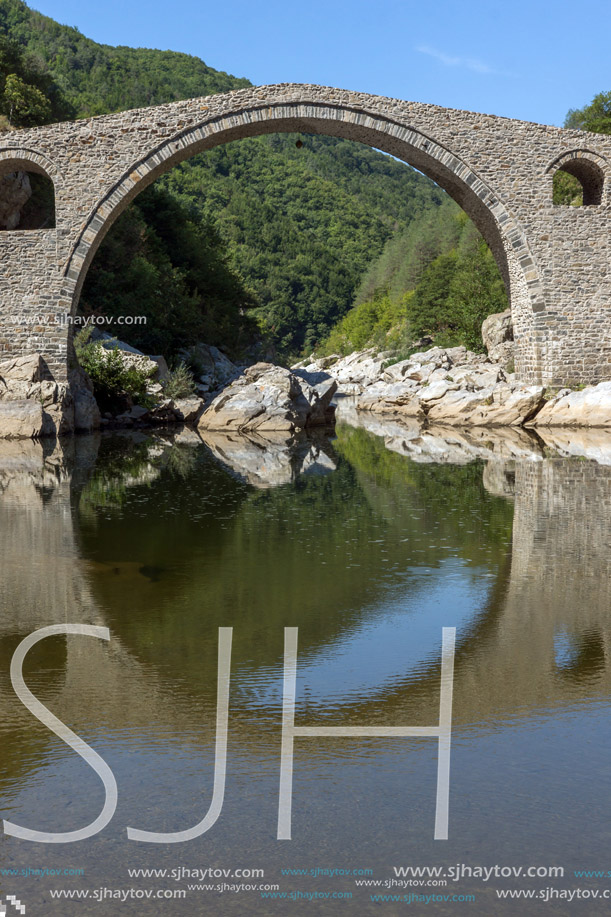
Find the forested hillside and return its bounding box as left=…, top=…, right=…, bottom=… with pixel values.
left=320, top=203, right=508, bottom=358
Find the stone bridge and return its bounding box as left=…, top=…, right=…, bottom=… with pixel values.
left=0, top=83, right=610, bottom=386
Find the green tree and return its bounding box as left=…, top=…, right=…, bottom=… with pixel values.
left=565, top=91, right=611, bottom=134
left=408, top=250, right=458, bottom=337
left=552, top=169, right=583, bottom=206
left=3, top=72, right=51, bottom=124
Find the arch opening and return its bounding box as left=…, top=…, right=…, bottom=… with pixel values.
left=550, top=153, right=605, bottom=207
left=63, top=101, right=544, bottom=381
left=0, top=157, right=55, bottom=230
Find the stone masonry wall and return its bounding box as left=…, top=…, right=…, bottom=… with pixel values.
left=0, top=84, right=609, bottom=384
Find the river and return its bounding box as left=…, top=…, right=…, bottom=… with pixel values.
left=0, top=414, right=609, bottom=914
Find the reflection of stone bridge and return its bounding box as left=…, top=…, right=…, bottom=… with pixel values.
left=0, top=85, right=610, bottom=385
left=0, top=433, right=610, bottom=753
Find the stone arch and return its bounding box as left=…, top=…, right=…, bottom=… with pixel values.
left=0, top=146, right=59, bottom=230
left=547, top=149, right=607, bottom=206
left=61, top=100, right=545, bottom=379
left=0, top=146, right=62, bottom=183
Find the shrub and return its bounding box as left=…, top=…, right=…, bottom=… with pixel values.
left=163, top=361, right=196, bottom=399
left=74, top=327, right=153, bottom=412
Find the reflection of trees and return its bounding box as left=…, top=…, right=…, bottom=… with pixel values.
left=76, top=428, right=514, bottom=701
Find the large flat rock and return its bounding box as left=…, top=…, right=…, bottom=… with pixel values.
left=528, top=382, right=611, bottom=427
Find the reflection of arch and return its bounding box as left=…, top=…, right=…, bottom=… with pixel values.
left=60, top=98, right=545, bottom=378
left=547, top=149, right=607, bottom=206
left=0, top=146, right=59, bottom=231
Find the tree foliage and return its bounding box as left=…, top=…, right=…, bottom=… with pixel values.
left=80, top=185, right=257, bottom=359
left=160, top=135, right=445, bottom=355
left=319, top=212, right=508, bottom=357
left=565, top=91, right=611, bottom=134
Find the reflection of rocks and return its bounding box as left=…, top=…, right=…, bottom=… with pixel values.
left=200, top=430, right=337, bottom=488
left=199, top=363, right=336, bottom=434
left=0, top=437, right=73, bottom=497
left=482, top=461, right=517, bottom=499
left=336, top=399, right=545, bottom=465
left=79, top=430, right=203, bottom=496
left=535, top=427, right=611, bottom=465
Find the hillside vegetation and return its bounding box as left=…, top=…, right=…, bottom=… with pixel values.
left=319, top=206, right=508, bottom=358
left=318, top=89, right=611, bottom=360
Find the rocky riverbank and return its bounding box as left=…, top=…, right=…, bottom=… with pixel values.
left=295, top=345, right=611, bottom=428
left=1, top=333, right=610, bottom=441
left=0, top=347, right=338, bottom=440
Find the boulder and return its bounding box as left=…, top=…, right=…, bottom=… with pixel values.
left=356, top=380, right=425, bottom=419
left=322, top=348, right=386, bottom=392
left=0, top=354, right=44, bottom=384
left=198, top=363, right=335, bottom=434
left=171, top=397, right=206, bottom=424
left=0, top=171, right=32, bottom=230
left=69, top=367, right=101, bottom=433
left=89, top=331, right=160, bottom=379
left=0, top=354, right=75, bottom=438
left=292, top=368, right=337, bottom=425
left=0, top=400, right=45, bottom=439
left=40, top=383, right=75, bottom=436
left=427, top=384, right=545, bottom=426
left=527, top=382, right=611, bottom=428
left=481, top=309, right=515, bottom=369
left=178, top=342, right=239, bottom=391
left=116, top=405, right=150, bottom=424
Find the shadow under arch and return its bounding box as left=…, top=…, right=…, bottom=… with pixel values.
left=546, top=148, right=608, bottom=207
left=60, top=92, right=545, bottom=379
left=0, top=146, right=59, bottom=231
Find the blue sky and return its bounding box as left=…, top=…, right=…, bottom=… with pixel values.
left=27, top=0, right=609, bottom=126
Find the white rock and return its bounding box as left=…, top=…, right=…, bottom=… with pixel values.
left=199, top=363, right=336, bottom=433
left=427, top=385, right=545, bottom=426
left=0, top=401, right=45, bottom=439
left=528, top=381, right=611, bottom=427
